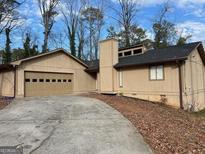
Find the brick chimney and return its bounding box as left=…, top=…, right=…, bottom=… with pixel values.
left=99, top=38, right=118, bottom=94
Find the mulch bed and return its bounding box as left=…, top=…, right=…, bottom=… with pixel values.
left=82, top=93, right=205, bottom=154
left=0, top=97, right=12, bottom=110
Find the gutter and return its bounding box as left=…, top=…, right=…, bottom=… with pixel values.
left=177, top=61, right=184, bottom=109
left=114, top=57, right=188, bottom=69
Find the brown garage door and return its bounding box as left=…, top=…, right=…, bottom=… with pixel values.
left=25, top=72, right=73, bottom=97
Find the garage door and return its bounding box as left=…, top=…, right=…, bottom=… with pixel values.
left=25, top=72, right=73, bottom=97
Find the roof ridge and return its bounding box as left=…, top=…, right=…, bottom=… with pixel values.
left=158, top=41, right=202, bottom=49
left=11, top=48, right=88, bottom=67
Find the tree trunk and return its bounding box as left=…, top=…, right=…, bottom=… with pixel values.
left=42, top=30, right=49, bottom=53
left=3, top=28, right=12, bottom=64
left=125, top=26, right=130, bottom=47
left=70, top=33, right=76, bottom=57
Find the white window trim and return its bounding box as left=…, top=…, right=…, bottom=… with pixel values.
left=150, top=65, right=164, bottom=80
left=119, top=69, right=123, bottom=87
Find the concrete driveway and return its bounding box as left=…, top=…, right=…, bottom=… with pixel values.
left=0, top=96, right=152, bottom=154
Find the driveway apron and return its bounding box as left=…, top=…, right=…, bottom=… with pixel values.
left=0, top=96, right=152, bottom=154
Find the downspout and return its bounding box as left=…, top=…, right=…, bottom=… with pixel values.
left=13, top=65, right=17, bottom=98
left=177, top=61, right=184, bottom=109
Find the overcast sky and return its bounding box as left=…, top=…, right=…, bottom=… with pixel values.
left=1, top=0, right=205, bottom=51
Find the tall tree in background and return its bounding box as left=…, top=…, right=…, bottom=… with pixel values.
left=61, top=0, right=85, bottom=57
left=23, top=33, right=31, bottom=58
left=106, top=26, right=117, bottom=39
left=77, top=18, right=85, bottom=59
left=23, top=33, right=38, bottom=58
left=177, top=35, right=192, bottom=46
left=0, top=0, right=22, bottom=34
left=152, top=2, right=176, bottom=49
left=81, top=6, right=104, bottom=60
left=176, top=30, right=192, bottom=46
left=118, top=25, right=147, bottom=47
left=11, top=48, right=24, bottom=61
left=107, top=25, right=148, bottom=48
left=3, top=28, right=12, bottom=63
left=112, top=0, right=138, bottom=47
left=38, top=0, right=59, bottom=53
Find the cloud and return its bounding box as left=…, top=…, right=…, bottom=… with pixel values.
left=112, top=0, right=205, bottom=18
left=112, top=0, right=205, bottom=7
left=177, top=21, right=205, bottom=41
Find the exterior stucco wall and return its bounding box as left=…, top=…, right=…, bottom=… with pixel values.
left=99, top=39, right=118, bottom=93
left=15, top=52, right=96, bottom=98
left=183, top=49, right=205, bottom=111
left=0, top=71, right=14, bottom=97
left=116, top=64, right=180, bottom=108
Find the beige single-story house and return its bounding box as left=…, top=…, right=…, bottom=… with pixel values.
left=1, top=38, right=205, bottom=111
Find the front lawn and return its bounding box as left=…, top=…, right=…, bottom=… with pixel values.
left=83, top=93, right=205, bottom=154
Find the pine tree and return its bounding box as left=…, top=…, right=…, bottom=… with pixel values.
left=23, top=33, right=31, bottom=58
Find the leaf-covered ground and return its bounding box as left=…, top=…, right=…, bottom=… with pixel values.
left=0, top=97, right=12, bottom=110
left=83, top=93, right=205, bottom=154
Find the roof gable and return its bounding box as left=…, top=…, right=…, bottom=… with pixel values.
left=11, top=49, right=88, bottom=67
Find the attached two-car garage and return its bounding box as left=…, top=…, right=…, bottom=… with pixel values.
left=25, top=72, right=73, bottom=97
left=0, top=49, right=97, bottom=98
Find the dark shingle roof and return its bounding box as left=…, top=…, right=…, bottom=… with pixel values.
left=0, top=64, right=15, bottom=71
left=85, top=60, right=99, bottom=73
left=115, top=42, right=204, bottom=68
left=86, top=42, right=205, bottom=72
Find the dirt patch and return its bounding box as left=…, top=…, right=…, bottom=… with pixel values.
left=0, top=97, right=12, bottom=110
left=83, top=93, right=205, bottom=154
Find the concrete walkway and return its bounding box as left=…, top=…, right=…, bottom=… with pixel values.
left=0, top=96, right=152, bottom=154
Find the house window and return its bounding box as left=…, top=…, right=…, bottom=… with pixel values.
left=124, top=51, right=132, bottom=56
left=46, top=79, right=50, bottom=82
left=119, top=69, right=123, bottom=87
left=150, top=65, right=164, bottom=80
left=118, top=53, right=123, bottom=57
left=133, top=49, right=142, bottom=55
left=52, top=79, right=56, bottom=82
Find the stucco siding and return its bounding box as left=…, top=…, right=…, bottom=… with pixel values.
left=0, top=71, right=14, bottom=97
left=99, top=39, right=118, bottom=93
left=117, top=64, right=180, bottom=108
left=15, top=52, right=96, bottom=97
left=183, top=49, right=205, bottom=111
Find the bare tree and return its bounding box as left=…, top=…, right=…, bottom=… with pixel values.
left=3, top=21, right=18, bottom=64
left=77, top=18, right=85, bottom=59
left=49, top=32, right=67, bottom=49
left=152, top=1, right=177, bottom=48
left=61, top=0, right=85, bottom=57
left=0, top=0, right=23, bottom=34
left=38, top=0, right=59, bottom=52
left=81, top=4, right=104, bottom=60
left=111, top=0, right=138, bottom=47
